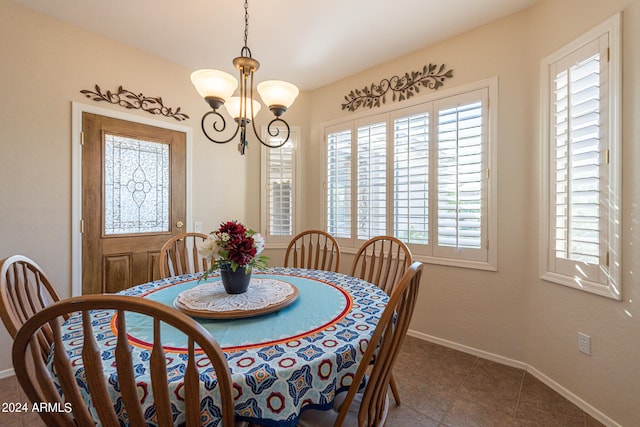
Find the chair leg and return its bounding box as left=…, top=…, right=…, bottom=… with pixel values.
left=390, top=371, right=401, bottom=405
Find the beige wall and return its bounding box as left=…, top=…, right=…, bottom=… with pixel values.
left=294, top=0, right=639, bottom=425
left=1, top=0, right=639, bottom=425
left=0, top=0, right=269, bottom=364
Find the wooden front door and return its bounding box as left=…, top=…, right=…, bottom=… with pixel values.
left=82, top=113, right=186, bottom=294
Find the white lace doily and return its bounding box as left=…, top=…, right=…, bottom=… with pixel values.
left=176, top=278, right=295, bottom=312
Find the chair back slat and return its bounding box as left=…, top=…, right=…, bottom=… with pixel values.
left=306, top=239, right=315, bottom=267
left=336, top=261, right=423, bottom=427
left=171, top=243, right=184, bottom=276
left=12, top=294, right=236, bottom=426
left=381, top=242, right=404, bottom=292
left=284, top=230, right=341, bottom=272
left=50, top=316, right=96, bottom=426
left=21, top=264, right=38, bottom=320
left=297, top=241, right=307, bottom=268
left=115, top=309, right=146, bottom=425
left=10, top=279, right=29, bottom=329
left=184, top=339, right=201, bottom=427
left=159, top=232, right=210, bottom=279
left=350, top=236, right=412, bottom=295
left=26, top=270, right=49, bottom=321
left=151, top=317, right=173, bottom=427
left=310, top=238, right=319, bottom=267
left=81, top=311, right=120, bottom=425
left=317, top=234, right=335, bottom=270
left=193, top=241, right=208, bottom=275
left=19, top=264, right=47, bottom=324
left=27, top=335, right=77, bottom=426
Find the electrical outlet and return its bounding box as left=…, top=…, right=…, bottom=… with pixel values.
left=578, top=332, right=591, bottom=355
left=194, top=221, right=202, bottom=233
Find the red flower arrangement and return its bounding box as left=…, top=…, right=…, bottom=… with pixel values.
left=198, top=220, right=268, bottom=278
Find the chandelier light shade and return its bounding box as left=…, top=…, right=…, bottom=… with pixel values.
left=224, top=96, right=262, bottom=120
left=190, top=69, right=238, bottom=109
left=257, top=80, right=300, bottom=116
left=191, top=0, right=299, bottom=155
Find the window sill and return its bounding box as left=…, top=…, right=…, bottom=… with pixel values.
left=338, top=246, right=497, bottom=272
left=540, top=271, right=621, bottom=300
left=265, top=244, right=497, bottom=272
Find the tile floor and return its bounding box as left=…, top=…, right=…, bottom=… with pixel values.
left=0, top=335, right=606, bottom=426
left=386, top=336, right=605, bottom=426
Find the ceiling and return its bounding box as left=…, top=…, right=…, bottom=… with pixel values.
left=13, top=0, right=536, bottom=91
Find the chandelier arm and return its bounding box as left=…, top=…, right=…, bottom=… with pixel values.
left=200, top=110, right=241, bottom=144
left=251, top=117, right=291, bottom=149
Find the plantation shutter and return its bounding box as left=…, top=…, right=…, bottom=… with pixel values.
left=265, top=139, right=294, bottom=236
left=323, top=80, right=499, bottom=271
left=549, top=35, right=608, bottom=282
left=435, top=89, right=488, bottom=261
left=327, top=128, right=352, bottom=238
left=393, top=111, right=430, bottom=245
left=356, top=121, right=387, bottom=240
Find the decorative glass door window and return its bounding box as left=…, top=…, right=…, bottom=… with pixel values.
left=104, top=134, right=170, bottom=235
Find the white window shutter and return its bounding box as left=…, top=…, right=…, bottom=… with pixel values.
left=549, top=37, right=606, bottom=282
left=541, top=13, right=621, bottom=299
left=393, top=112, right=429, bottom=245
left=266, top=140, right=294, bottom=236
left=262, top=127, right=297, bottom=243
left=326, top=128, right=352, bottom=238
left=435, top=91, right=488, bottom=262
left=356, top=121, right=387, bottom=240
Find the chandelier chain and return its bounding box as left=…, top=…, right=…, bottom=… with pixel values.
left=243, top=0, right=249, bottom=49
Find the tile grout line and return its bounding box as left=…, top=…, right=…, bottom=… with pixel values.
left=438, top=355, right=480, bottom=424
left=511, top=369, right=527, bottom=426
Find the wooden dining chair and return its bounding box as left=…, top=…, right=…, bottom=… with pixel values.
left=350, top=236, right=413, bottom=295
left=349, top=236, right=412, bottom=405
left=297, top=261, right=423, bottom=427
left=284, top=230, right=341, bottom=272
left=0, top=255, right=63, bottom=361
left=12, top=294, right=236, bottom=427
left=159, top=232, right=210, bottom=278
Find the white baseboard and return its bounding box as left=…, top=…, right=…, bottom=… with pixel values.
left=0, top=368, right=15, bottom=380
left=408, top=330, right=529, bottom=370
left=525, top=366, right=620, bottom=427
left=406, top=330, right=620, bottom=427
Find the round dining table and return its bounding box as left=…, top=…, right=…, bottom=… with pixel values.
left=58, top=267, right=389, bottom=427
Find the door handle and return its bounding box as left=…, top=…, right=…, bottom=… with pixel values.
left=176, top=221, right=184, bottom=228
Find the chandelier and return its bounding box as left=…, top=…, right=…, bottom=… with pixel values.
left=190, top=0, right=299, bottom=155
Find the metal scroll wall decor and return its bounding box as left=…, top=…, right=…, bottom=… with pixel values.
left=341, top=63, right=454, bottom=112
left=80, top=84, right=189, bottom=121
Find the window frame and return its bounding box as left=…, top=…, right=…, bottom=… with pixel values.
left=260, top=126, right=300, bottom=248
left=539, top=13, right=622, bottom=300
left=323, top=78, right=498, bottom=271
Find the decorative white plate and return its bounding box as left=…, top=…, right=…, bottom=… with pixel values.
left=174, top=278, right=299, bottom=319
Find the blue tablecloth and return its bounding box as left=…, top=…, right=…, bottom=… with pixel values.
left=59, top=267, right=388, bottom=426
